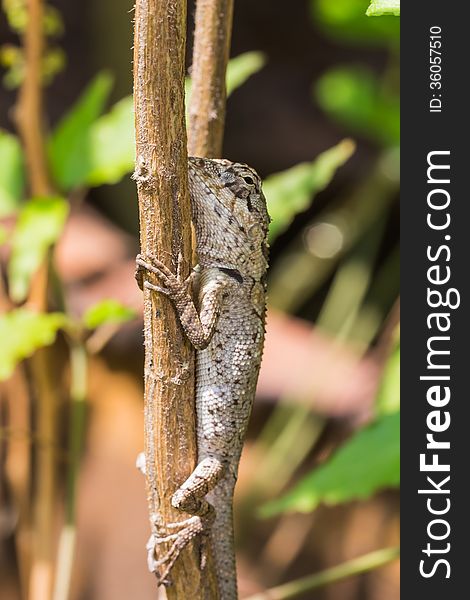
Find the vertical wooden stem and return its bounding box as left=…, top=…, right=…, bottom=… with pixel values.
left=188, top=0, right=234, bottom=158
left=28, top=351, right=57, bottom=600
left=14, top=2, right=58, bottom=599
left=15, top=0, right=51, bottom=196
left=133, top=0, right=218, bottom=597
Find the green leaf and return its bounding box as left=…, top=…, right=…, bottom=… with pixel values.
left=367, top=0, right=400, bottom=16
left=83, top=299, right=136, bottom=329
left=264, top=139, right=355, bottom=241
left=376, top=336, right=400, bottom=415
left=311, top=0, right=400, bottom=45
left=8, top=196, right=69, bottom=303
left=0, top=130, right=25, bottom=217
left=84, top=51, right=266, bottom=187
left=0, top=309, right=67, bottom=381
left=314, top=67, right=400, bottom=146
left=260, top=412, right=400, bottom=516
left=48, top=71, right=113, bottom=190
left=186, top=50, right=266, bottom=103
left=226, top=51, right=267, bottom=96
left=2, top=0, right=28, bottom=33
left=86, top=96, right=135, bottom=187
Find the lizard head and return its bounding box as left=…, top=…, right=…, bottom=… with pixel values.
left=188, top=157, right=270, bottom=279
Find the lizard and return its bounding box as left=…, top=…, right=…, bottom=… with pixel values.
left=136, top=156, right=270, bottom=599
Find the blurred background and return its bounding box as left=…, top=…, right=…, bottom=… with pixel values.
left=0, top=1, right=399, bottom=599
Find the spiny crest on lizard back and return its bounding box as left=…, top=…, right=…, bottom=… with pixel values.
left=188, top=157, right=270, bottom=278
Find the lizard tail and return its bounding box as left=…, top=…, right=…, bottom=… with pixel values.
left=208, top=482, right=238, bottom=600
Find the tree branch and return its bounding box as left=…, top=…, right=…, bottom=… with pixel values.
left=188, top=0, right=234, bottom=157
left=13, top=3, right=57, bottom=600
left=14, top=0, right=51, bottom=196
left=133, top=0, right=218, bottom=597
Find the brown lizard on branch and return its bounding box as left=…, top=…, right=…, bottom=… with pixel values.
left=136, top=157, right=270, bottom=599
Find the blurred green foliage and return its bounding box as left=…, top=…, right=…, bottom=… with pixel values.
left=1, top=0, right=65, bottom=88
left=256, top=1, right=400, bottom=525
left=376, top=337, right=400, bottom=415
left=0, top=309, right=67, bottom=381
left=0, top=43, right=24, bottom=89
left=0, top=52, right=271, bottom=378
left=0, top=51, right=269, bottom=212
left=0, top=0, right=400, bottom=565
left=86, top=96, right=134, bottom=187
left=315, top=67, right=399, bottom=146
left=225, top=51, right=267, bottom=97
left=312, top=0, right=399, bottom=45
left=48, top=71, right=113, bottom=190
left=8, top=196, right=69, bottom=302
left=367, top=0, right=400, bottom=17
left=2, top=0, right=28, bottom=33
left=2, top=0, right=64, bottom=35
left=0, top=130, right=24, bottom=216
left=0, top=299, right=135, bottom=381
left=262, top=332, right=400, bottom=516
left=185, top=50, right=266, bottom=111
left=265, top=139, right=355, bottom=241
left=83, top=299, right=136, bottom=329
left=261, top=411, right=399, bottom=515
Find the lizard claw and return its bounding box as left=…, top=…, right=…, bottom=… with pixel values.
left=134, top=254, right=146, bottom=290
left=136, top=253, right=191, bottom=300
left=135, top=452, right=146, bottom=475
left=143, top=280, right=171, bottom=295
left=147, top=515, right=209, bottom=585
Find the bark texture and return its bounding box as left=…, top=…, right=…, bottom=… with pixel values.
left=133, top=1, right=218, bottom=597
left=188, top=0, right=234, bottom=157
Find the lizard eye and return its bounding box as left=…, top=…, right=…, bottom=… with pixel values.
left=242, top=175, right=255, bottom=185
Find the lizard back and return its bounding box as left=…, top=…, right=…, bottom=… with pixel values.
left=189, top=157, right=270, bottom=599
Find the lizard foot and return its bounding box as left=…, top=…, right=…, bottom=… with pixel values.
left=147, top=515, right=211, bottom=585
left=135, top=253, right=191, bottom=298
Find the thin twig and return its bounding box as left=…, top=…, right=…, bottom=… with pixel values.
left=53, top=341, right=87, bottom=600
left=0, top=269, right=33, bottom=595
left=133, top=1, right=218, bottom=597
left=188, top=0, right=234, bottom=157
left=14, top=0, right=51, bottom=196
left=28, top=349, right=57, bottom=600
left=13, top=3, right=59, bottom=600
left=2, top=366, right=33, bottom=595
left=246, top=547, right=400, bottom=600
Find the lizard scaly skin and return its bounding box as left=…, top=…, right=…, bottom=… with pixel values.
left=136, top=157, right=270, bottom=599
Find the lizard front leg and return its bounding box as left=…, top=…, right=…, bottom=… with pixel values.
left=136, top=253, right=231, bottom=349
left=136, top=254, right=231, bottom=583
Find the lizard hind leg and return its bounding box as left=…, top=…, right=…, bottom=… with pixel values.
left=149, top=457, right=225, bottom=584
left=171, top=456, right=225, bottom=514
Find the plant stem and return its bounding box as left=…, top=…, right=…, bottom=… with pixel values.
left=14, top=3, right=59, bottom=599
left=0, top=270, right=32, bottom=596
left=133, top=1, right=218, bottom=597
left=246, top=547, right=400, bottom=600
left=52, top=342, right=87, bottom=600
left=15, top=0, right=51, bottom=196
left=188, top=0, right=234, bottom=157
left=28, top=349, right=57, bottom=600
